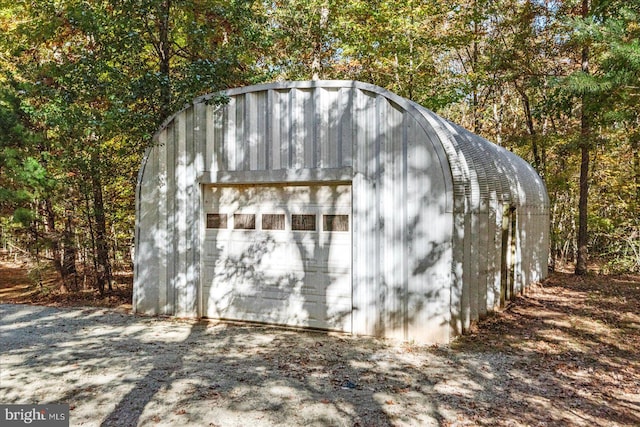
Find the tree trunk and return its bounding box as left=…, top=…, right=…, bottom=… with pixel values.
left=62, top=207, right=78, bottom=290
left=42, top=198, right=63, bottom=277
left=311, top=2, right=329, bottom=80
left=90, top=155, right=112, bottom=294
left=492, top=89, right=505, bottom=146
left=83, top=190, right=98, bottom=289
left=472, top=19, right=480, bottom=134
left=575, top=0, right=590, bottom=276
left=159, top=0, right=171, bottom=118
left=516, top=84, right=542, bottom=174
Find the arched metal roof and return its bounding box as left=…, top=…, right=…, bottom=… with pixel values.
left=135, top=80, right=549, bottom=344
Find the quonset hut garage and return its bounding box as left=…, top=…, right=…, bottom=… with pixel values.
left=134, top=80, right=549, bottom=344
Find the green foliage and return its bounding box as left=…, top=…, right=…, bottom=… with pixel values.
left=0, top=0, right=638, bottom=274
left=12, top=208, right=34, bottom=227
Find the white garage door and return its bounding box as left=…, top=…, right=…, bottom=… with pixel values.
left=201, top=184, right=352, bottom=332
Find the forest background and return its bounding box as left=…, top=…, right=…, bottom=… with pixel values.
left=0, top=0, right=638, bottom=294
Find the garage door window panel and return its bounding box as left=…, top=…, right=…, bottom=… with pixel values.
left=292, top=214, right=316, bottom=231
left=262, top=214, right=286, bottom=230
left=323, top=215, right=349, bottom=232
left=234, top=214, right=256, bottom=230
left=207, top=213, right=228, bottom=229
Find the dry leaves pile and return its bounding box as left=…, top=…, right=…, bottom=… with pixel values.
left=452, top=272, right=640, bottom=426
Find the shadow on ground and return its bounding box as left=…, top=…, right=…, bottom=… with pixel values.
left=1, top=272, right=639, bottom=427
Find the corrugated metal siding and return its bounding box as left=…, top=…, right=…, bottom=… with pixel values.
left=134, top=80, right=549, bottom=344
left=417, top=115, right=550, bottom=327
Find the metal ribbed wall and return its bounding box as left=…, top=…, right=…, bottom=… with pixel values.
left=134, top=80, right=549, bottom=344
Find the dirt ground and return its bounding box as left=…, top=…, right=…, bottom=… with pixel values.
left=0, top=257, right=639, bottom=426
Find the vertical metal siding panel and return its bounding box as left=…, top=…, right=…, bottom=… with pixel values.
left=538, top=210, right=544, bottom=280
left=526, top=210, right=532, bottom=285
left=135, top=142, right=160, bottom=314
left=459, top=138, right=479, bottom=324
left=165, top=122, right=176, bottom=314
left=518, top=211, right=524, bottom=293
left=518, top=212, right=525, bottom=292
left=351, top=105, right=364, bottom=334
left=535, top=209, right=549, bottom=280
left=206, top=104, right=215, bottom=173
left=320, top=88, right=328, bottom=168
left=538, top=212, right=543, bottom=280
left=265, top=90, right=273, bottom=170
left=341, top=87, right=353, bottom=167
left=537, top=210, right=543, bottom=281
left=390, top=105, right=409, bottom=340
left=247, top=92, right=259, bottom=170
left=525, top=211, right=538, bottom=288
left=449, top=131, right=472, bottom=331
left=291, top=89, right=305, bottom=169
left=400, top=112, right=409, bottom=340
left=462, top=211, right=472, bottom=328
left=367, top=91, right=379, bottom=335
left=442, top=132, right=468, bottom=335
left=531, top=210, right=537, bottom=283
left=174, top=112, right=188, bottom=315
left=157, top=130, right=168, bottom=314
left=388, top=100, right=414, bottom=340
left=258, top=91, right=267, bottom=170
left=532, top=211, right=538, bottom=282
left=486, top=206, right=498, bottom=310
left=326, top=88, right=340, bottom=168
left=184, top=107, right=198, bottom=315
left=450, top=209, right=465, bottom=333
left=536, top=208, right=541, bottom=279
left=522, top=209, right=531, bottom=286
left=405, top=115, right=452, bottom=343
left=477, top=212, right=489, bottom=316
left=351, top=89, right=377, bottom=336
left=515, top=214, right=523, bottom=294
left=291, top=88, right=301, bottom=168
left=351, top=171, right=369, bottom=336
left=246, top=91, right=266, bottom=171
left=195, top=103, right=207, bottom=316
left=494, top=206, right=504, bottom=308
left=468, top=226, right=479, bottom=323
left=277, top=90, right=291, bottom=169
left=462, top=130, right=491, bottom=318
left=285, top=90, right=294, bottom=168
left=380, top=99, right=406, bottom=341
left=406, top=121, right=421, bottom=334
left=236, top=94, right=247, bottom=171
left=529, top=210, right=535, bottom=284
left=226, top=97, right=237, bottom=171
left=303, top=89, right=315, bottom=168
left=195, top=102, right=207, bottom=175
left=270, top=90, right=282, bottom=170
left=539, top=209, right=546, bottom=280
left=372, top=95, right=383, bottom=337
left=544, top=210, right=550, bottom=278
left=314, top=88, right=324, bottom=168
left=216, top=103, right=227, bottom=171
left=316, top=88, right=326, bottom=168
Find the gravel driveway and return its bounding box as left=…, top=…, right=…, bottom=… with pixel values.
left=1, top=290, right=638, bottom=427
left=0, top=304, right=447, bottom=426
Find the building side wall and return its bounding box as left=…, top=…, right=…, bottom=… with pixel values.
left=422, top=117, right=550, bottom=329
